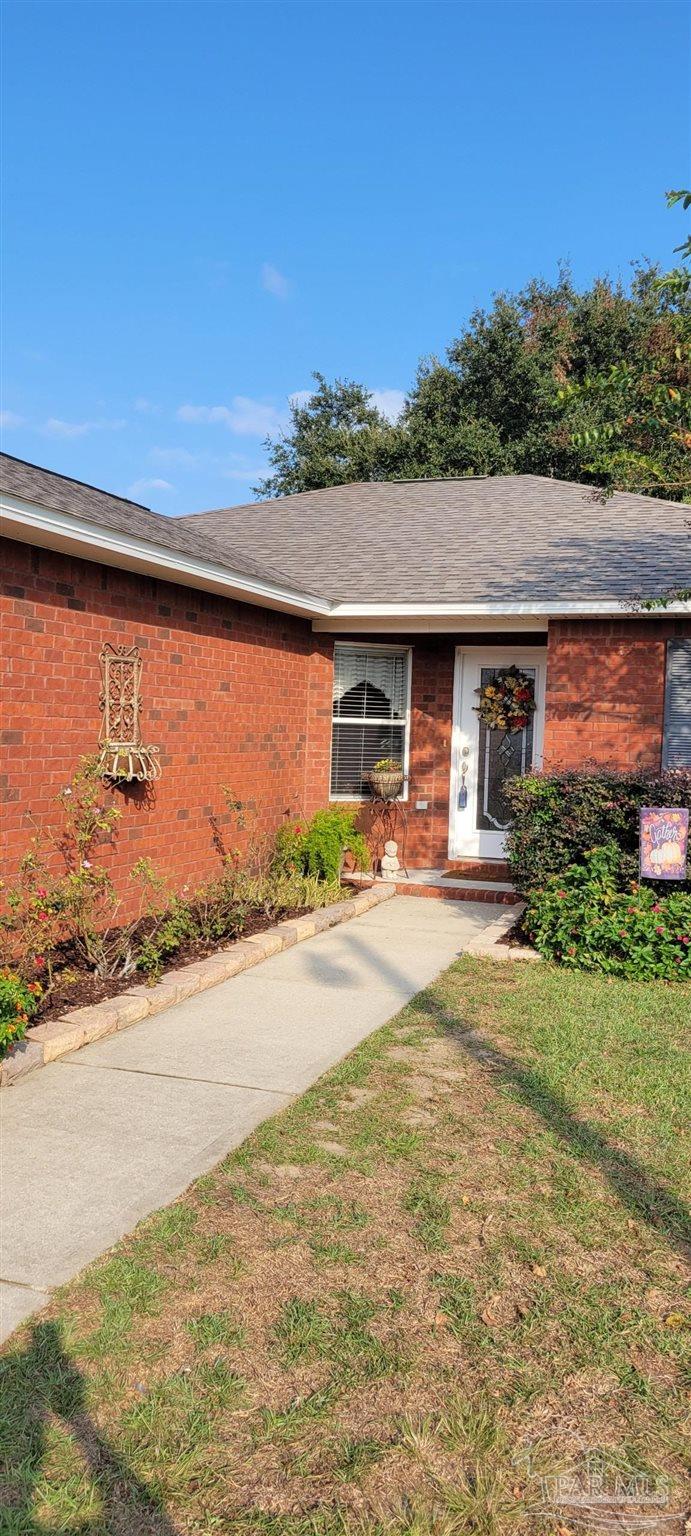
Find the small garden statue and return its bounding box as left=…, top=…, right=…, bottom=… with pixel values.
left=380, top=839, right=400, bottom=882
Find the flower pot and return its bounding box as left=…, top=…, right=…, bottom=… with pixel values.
left=366, top=769, right=404, bottom=801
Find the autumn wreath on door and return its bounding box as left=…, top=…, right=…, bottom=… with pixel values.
left=474, top=665, right=536, bottom=733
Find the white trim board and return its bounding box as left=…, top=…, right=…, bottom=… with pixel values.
left=0, top=493, right=331, bottom=619
left=313, top=599, right=691, bottom=630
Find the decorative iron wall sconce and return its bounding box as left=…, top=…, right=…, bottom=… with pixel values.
left=97, top=643, right=161, bottom=784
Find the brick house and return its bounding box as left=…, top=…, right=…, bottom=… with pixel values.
left=2, top=454, right=690, bottom=897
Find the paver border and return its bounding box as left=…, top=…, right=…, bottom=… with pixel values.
left=463, top=901, right=541, bottom=963
left=1, top=886, right=397, bottom=1089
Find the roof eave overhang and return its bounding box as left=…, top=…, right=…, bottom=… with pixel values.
left=0, top=494, right=333, bottom=619
left=312, top=598, right=691, bottom=633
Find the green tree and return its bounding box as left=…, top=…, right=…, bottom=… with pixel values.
left=258, top=198, right=690, bottom=503
left=254, top=373, right=402, bottom=498
left=557, top=194, right=690, bottom=500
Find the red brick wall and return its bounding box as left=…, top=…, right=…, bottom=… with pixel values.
left=543, top=617, right=690, bottom=771
left=0, top=538, right=322, bottom=909
left=4, top=541, right=685, bottom=905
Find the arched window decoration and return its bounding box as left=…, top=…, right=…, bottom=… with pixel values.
left=330, top=644, right=410, bottom=797
left=97, top=643, right=161, bottom=784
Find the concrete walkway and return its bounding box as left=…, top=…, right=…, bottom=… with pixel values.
left=0, top=896, right=502, bottom=1343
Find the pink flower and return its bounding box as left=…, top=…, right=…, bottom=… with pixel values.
left=37, top=911, right=48, bottom=923
left=81, top=860, right=92, bottom=870
left=652, top=904, right=661, bottom=913
left=655, top=926, right=665, bottom=935
left=557, top=890, right=567, bottom=899
left=37, top=887, right=47, bottom=900
left=34, top=955, right=45, bottom=969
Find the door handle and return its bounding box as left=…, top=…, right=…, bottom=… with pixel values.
left=458, top=750, right=469, bottom=809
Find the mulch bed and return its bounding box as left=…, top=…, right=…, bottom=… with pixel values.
left=28, top=902, right=346, bottom=1028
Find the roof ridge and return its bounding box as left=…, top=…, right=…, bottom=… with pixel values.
left=0, top=451, right=151, bottom=512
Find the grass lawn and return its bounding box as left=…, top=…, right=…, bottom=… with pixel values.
left=2, top=957, right=689, bottom=1535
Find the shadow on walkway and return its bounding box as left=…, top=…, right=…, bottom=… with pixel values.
left=1, top=1319, right=177, bottom=1534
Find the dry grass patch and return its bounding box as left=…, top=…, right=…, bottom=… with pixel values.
left=2, top=958, right=689, bottom=1535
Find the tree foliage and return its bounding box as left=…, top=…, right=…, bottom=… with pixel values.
left=256, top=198, right=690, bottom=504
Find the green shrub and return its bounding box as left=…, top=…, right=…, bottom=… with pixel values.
left=301, top=809, right=370, bottom=882
left=524, top=846, right=691, bottom=981
left=136, top=899, right=198, bottom=979
left=0, top=969, right=42, bottom=1059
left=231, top=865, right=349, bottom=918
left=505, top=768, right=691, bottom=897
left=272, top=809, right=371, bottom=884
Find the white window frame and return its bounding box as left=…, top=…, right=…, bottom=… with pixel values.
left=329, top=641, right=412, bottom=802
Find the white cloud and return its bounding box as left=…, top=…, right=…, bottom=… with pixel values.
left=261, top=262, right=290, bottom=300
left=127, top=476, right=174, bottom=498
left=149, top=445, right=199, bottom=467
left=133, top=397, right=160, bottom=415
left=42, top=417, right=125, bottom=438
left=287, top=386, right=406, bottom=423
left=177, top=397, right=286, bottom=437
left=0, top=410, right=25, bottom=428
left=228, top=396, right=286, bottom=436
left=177, top=404, right=231, bottom=426
left=221, top=465, right=267, bottom=483
left=369, top=389, right=406, bottom=422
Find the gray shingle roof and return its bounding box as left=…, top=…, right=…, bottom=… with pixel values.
left=4, top=455, right=688, bottom=609
left=179, top=475, right=691, bottom=604
left=0, top=453, right=322, bottom=599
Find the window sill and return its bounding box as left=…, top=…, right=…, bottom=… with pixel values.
left=329, top=793, right=410, bottom=804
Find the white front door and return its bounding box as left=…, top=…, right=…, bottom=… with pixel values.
left=449, top=648, right=547, bottom=860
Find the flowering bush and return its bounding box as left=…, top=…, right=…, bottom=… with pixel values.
left=0, top=969, right=42, bottom=1059
left=272, top=820, right=307, bottom=875
left=505, top=768, right=691, bottom=897
left=1, top=768, right=361, bottom=1022
left=524, top=846, right=691, bottom=981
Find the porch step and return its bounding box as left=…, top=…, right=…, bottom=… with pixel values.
left=396, top=868, right=518, bottom=904
left=344, top=871, right=519, bottom=905
left=444, top=859, right=511, bottom=882
left=395, top=880, right=519, bottom=905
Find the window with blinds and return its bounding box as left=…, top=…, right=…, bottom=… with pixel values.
left=663, top=639, right=691, bottom=768
left=330, top=645, right=410, bottom=797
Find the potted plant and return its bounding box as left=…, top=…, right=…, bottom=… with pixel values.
left=366, top=757, right=405, bottom=800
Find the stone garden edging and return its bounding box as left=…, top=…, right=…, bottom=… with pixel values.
left=1, top=886, right=397, bottom=1089
left=463, top=901, right=541, bottom=963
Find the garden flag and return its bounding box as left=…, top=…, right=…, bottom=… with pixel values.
left=639, top=807, right=689, bottom=881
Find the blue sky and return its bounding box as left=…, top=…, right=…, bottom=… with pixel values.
left=2, top=0, right=688, bottom=512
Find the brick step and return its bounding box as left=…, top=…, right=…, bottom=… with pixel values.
left=394, top=881, right=519, bottom=905
left=444, top=859, right=511, bottom=882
